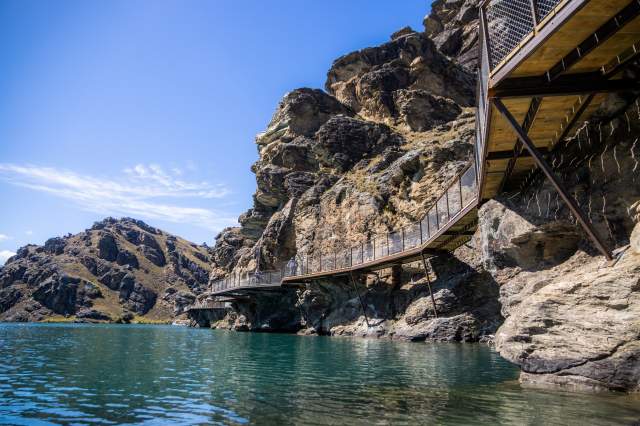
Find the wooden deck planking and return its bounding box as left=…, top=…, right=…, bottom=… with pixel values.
left=569, top=15, right=640, bottom=73
left=510, top=0, right=632, bottom=78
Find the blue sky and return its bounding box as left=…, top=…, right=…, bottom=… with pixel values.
left=0, top=0, right=429, bottom=263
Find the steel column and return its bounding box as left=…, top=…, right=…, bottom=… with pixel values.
left=349, top=271, right=370, bottom=327
left=493, top=98, right=613, bottom=261
left=420, top=252, right=438, bottom=319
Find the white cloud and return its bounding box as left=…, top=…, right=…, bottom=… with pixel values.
left=0, top=163, right=238, bottom=233
left=25, top=230, right=34, bottom=236
left=0, top=234, right=10, bottom=241
left=0, top=250, right=16, bottom=265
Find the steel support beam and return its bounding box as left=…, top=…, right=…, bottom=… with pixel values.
left=420, top=252, right=438, bottom=318
left=490, top=74, right=640, bottom=99
left=349, top=271, right=370, bottom=327
left=499, top=97, right=542, bottom=193
left=487, top=147, right=549, bottom=161
left=493, top=98, right=613, bottom=261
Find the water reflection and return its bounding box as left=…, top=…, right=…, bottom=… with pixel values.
left=0, top=324, right=638, bottom=425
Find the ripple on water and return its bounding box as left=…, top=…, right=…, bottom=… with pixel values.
left=0, top=324, right=639, bottom=425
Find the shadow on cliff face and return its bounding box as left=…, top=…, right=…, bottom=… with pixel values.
left=273, top=254, right=503, bottom=343
left=212, top=290, right=303, bottom=333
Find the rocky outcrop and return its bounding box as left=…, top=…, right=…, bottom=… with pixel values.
left=325, top=31, right=474, bottom=126
left=495, top=250, right=640, bottom=392
left=0, top=217, right=213, bottom=322
left=423, top=0, right=480, bottom=70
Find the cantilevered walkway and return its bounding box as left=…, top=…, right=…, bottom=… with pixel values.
left=194, top=0, right=639, bottom=307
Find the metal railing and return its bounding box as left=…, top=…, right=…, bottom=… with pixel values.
left=210, top=270, right=283, bottom=293
left=481, top=0, right=563, bottom=69
left=188, top=300, right=229, bottom=310
left=283, top=163, right=478, bottom=278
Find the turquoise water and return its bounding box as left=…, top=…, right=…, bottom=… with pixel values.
left=0, top=324, right=638, bottom=425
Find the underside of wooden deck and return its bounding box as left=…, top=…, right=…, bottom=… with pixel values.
left=480, top=0, right=640, bottom=201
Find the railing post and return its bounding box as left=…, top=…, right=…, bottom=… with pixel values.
left=401, top=228, right=405, bottom=252
left=529, top=0, right=539, bottom=27
left=387, top=233, right=390, bottom=256
left=479, top=7, right=493, bottom=69
left=445, top=191, right=451, bottom=223
left=372, top=237, right=376, bottom=259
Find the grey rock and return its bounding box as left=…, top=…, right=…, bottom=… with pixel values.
left=97, top=234, right=119, bottom=261
left=116, top=250, right=139, bottom=269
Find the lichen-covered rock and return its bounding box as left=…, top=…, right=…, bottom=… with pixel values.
left=325, top=31, right=474, bottom=124
left=423, top=0, right=480, bottom=70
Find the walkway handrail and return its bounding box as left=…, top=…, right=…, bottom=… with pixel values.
left=480, top=0, right=564, bottom=71
left=188, top=300, right=229, bottom=310
left=283, top=162, right=478, bottom=278
left=210, top=269, right=283, bottom=293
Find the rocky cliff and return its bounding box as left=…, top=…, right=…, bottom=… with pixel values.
left=0, top=218, right=212, bottom=323
left=197, top=2, right=640, bottom=393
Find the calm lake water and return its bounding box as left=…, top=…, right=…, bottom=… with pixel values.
left=0, top=324, right=638, bottom=425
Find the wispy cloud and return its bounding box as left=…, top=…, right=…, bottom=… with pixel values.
left=25, top=230, right=34, bottom=236
left=0, top=163, right=238, bottom=232
left=0, top=234, right=10, bottom=241
left=0, top=250, right=16, bottom=265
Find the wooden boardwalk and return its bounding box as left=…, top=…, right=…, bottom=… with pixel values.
left=192, top=0, right=638, bottom=304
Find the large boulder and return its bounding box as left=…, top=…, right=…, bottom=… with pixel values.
left=43, top=237, right=66, bottom=255
left=495, top=251, right=640, bottom=392
left=314, top=116, right=403, bottom=172
left=97, top=234, right=119, bottom=261
left=256, top=88, right=352, bottom=147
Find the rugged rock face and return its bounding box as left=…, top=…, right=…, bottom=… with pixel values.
left=325, top=31, right=474, bottom=126
left=0, top=217, right=214, bottom=322
left=423, top=0, right=481, bottom=70
left=203, top=13, right=489, bottom=339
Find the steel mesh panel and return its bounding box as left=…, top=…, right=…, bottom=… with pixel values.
left=486, top=0, right=534, bottom=67
left=536, top=0, right=562, bottom=21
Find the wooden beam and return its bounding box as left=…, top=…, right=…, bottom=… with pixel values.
left=493, top=98, right=613, bottom=261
